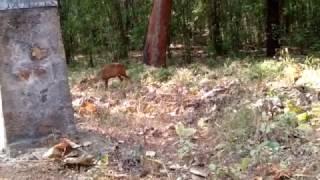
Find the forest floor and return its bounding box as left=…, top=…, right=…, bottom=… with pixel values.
left=1, top=51, right=320, bottom=179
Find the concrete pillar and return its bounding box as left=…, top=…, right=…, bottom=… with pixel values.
left=0, top=0, right=75, bottom=154
left=0, top=86, right=6, bottom=152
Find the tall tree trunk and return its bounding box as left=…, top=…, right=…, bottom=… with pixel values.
left=167, top=30, right=172, bottom=59
left=143, top=0, right=173, bottom=67
left=110, top=0, right=128, bottom=59
left=57, top=0, right=61, bottom=9
left=182, top=1, right=192, bottom=64
left=266, top=0, right=281, bottom=57
left=281, top=0, right=290, bottom=35
left=89, top=52, right=94, bottom=68
left=58, top=0, right=72, bottom=65
left=208, top=0, right=223, bottom=55
left=231, top=0, right=241, bottom=50
left=65, top=37, right=73, bottom=65
left=124, top=0, right=131, bottom=49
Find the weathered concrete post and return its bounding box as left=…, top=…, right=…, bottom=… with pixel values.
left=0, top=0, right=75, bottom=154
left=0, top=86, right=6, bottom=152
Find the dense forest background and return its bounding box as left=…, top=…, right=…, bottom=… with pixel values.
left=59, top=0, right=320, bottom=66
left=31, top=1, right=320, bottom=179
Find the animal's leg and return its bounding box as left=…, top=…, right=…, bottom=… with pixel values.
left=123, top=74, right=130, bottom=79
left=105, top=79, right=109, bottom=89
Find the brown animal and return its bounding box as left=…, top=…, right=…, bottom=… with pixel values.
left=97, top=63, right=130, bottom=88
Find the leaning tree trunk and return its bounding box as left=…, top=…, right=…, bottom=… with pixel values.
left=143, top=0, right=172, bottom=67
left=266, top=0, right=281, bottom=57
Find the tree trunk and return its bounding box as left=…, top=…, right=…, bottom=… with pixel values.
left=124, top=0, right=132, bottom=50
left=280, top=0, right=290, bottom=35
left=58, top=0, right=72, bottom=65
left=266, top=0, right=281, bottom=57
left=208, top=0, right=223, bottom=55
left=89, top=51, right=94, bottom=68
left=167, top=30, right=172, bottom=59
left=182, top=1, right=192, bottom=64
left=110, top=0, right=128, bottom=59
left=143, top=0, right=173, bottom=67
left=65, top=35, right=74, bottom=65
left=231, top=0, right=241, bottom=50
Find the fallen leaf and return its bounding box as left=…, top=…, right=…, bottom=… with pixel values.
left=63, top=153, right=95, bottom=166
left=105, top=170, right=128, bottom=178
left=42, top=146, right=64, bottom=159
left=145, top=151, right=156, bottom=158
left=62, top=138, right=81, bottom=149
left=208, top=163, right=216, bottom=172
left=43, top=138, right=75, bottom=159
left=191, top=174, right=205, bottom=180
left=268, top=164, right=292, bottom=180
left=79, top=99, right=97, bottom=114
left=169, top=164, right=181, bottom=170
left=253, top=177, right=263, bottom=180
left=82, top=141, right=92, bottom=147
left=189, top=166, right=209, bottom=178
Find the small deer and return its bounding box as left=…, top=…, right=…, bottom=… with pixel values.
left=97, top=63, right=130, bottom=88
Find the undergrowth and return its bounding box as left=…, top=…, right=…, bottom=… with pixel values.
left=69, top=54, right=320, bottom=179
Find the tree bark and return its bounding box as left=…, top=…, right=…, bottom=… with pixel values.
left=143, top=0, right=173, bottom=67
left=266, top=0, right=281, bottom=57
left=207, top=0, right=223, bottom=55
left=110, top=0, right=128, bottom=59
left=182, top=0, right=192, bottom=64
left=124, top=0, right=132, bottom=44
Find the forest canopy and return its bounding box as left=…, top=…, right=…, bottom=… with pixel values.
left=59, top=0, right=320, bottom=66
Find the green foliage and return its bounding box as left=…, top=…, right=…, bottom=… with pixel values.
left=247, top=61, right=283, bottom=80
left=175, top=122, right=197, bottom=158
left=175, top=122, right=197, bottom=139
left=240, top=157, right=251, bottom=171
left=284, top=99, right=304, bottom=114
left=253, top=140, right=281, bottom=155
left=305, top=56, right=320, bottom=68
left=296, top=123, right=313, bottom=133
left=99, top=154, right=109, bottom=166
left=68, top=66, right=96, bottom=86
left=188, top=63, right=210, bottom=76
left=296, top=112, right=310, bottom=123
left=222, top=107, right=256, bottom=145
left=127, top=1, right=152, bottom=50
left=60, top=0, right=320, bottom=66
left=274, top=112, right=298, bottom=127
left=59, top=0, right=320, bottom=66
left=170, top=68, right=196, bottom=86
left=140, top=67, right=174, bottom=83
left=154, top=68, right=173, bottom=82
left=127, top=63, right=146, bottom=81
